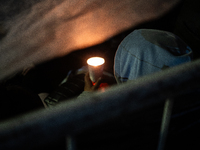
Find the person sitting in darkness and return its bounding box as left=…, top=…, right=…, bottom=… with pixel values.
left=78, top=29, right=193, bottom=96
left=44, top=29, right=192, bottom=107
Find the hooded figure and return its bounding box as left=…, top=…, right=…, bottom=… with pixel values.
left=114, top=29, right=193, bottom=83
left=47, top=29, right=193, bottom=105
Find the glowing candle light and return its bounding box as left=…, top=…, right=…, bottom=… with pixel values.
left=87, top=57, right=105, bottom=66
left=87, top=57, right=105, bottom=82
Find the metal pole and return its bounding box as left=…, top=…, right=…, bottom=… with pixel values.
left=66, top=136, right=76, bottom=150
left=157, top=98, right=174, bottom=150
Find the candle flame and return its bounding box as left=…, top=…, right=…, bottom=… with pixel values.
left=87, top=57, right=105, bottom=66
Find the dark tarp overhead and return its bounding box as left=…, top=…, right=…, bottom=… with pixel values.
left=0, top=0, right=180, bottom=81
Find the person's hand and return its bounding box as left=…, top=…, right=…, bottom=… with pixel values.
left=84, top=72, right=102, bottom=92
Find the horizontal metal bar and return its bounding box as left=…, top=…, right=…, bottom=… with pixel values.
left=0, top=59, right=200, bottom=149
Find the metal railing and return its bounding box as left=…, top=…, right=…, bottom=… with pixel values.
left=0, top=59, right=200, bottom=149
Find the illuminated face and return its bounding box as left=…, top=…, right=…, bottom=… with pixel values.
left=87, top=57, right=105, bottom=66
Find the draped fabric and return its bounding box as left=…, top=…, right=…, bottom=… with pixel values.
left=0, top=0, right=180, bottom=81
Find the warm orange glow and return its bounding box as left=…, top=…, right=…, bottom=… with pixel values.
left=87, top=57, right=105, bottom=66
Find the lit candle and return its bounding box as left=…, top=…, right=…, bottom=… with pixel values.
left=87, top=57, right=105, bottom=82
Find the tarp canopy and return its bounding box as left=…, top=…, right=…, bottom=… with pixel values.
left=0, top=0, right=180, bottom=80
